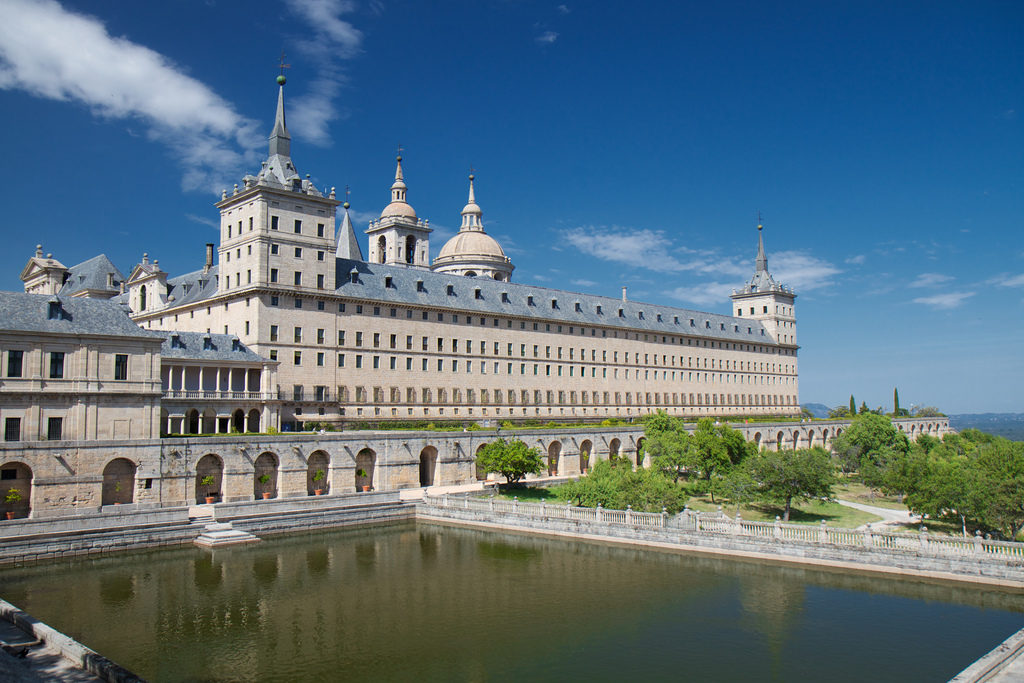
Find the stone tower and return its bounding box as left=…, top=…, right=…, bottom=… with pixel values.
left=432, top=174, right=515, bottom=281
left=214, top=75, right=339, bottom=296
left=730, top=223, right=797, bottom=345
left=365, top=156, right=432, bottom=267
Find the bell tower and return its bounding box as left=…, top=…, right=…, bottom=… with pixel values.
left=365, top=153, right=432, bottom=267
left=730, top=223, right=797, bottom=346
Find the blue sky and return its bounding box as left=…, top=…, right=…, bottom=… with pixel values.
left=0, top=0, right=1021, bottom=413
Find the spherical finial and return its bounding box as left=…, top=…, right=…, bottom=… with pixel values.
left=396, top=155, right=402, bottom=162
left=276, top=74, right=286, bottom=86
left=469, top=174, right=475, bottom=181
left=757, top=224, right=763, bottom=231
left=343, top=201, right=350, bottom=209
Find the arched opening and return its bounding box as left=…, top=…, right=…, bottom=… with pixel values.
left=101, top=458, right=136, bottom=505
left=792, top=430, right=801, bottom=449
left=493, top=273, right=503, bottom=281
left=464, top=271, right=477, bottom=277
left=247, top=409, right=261, bottom=433
left=419, top=446, right=438, bottom=487
left=232, top=409, right=245, bottom=433
left=405, top=235, right=416, bottom=264
left=307, top=450, right=329, bottom=495
left=579, top=439, right=592, bottom=473
left=195, top=454, right=223, bottom=504
left=377, top=235, right=387, bottom=264
left=254, top=452, right=278, bottom=499
left=807, top=431, right=815, bottom=448
left=753, top=432, right=762, bottom=449
left=776, top=432, right=784, bottom=451
left=186, top=409, right=200, bottom=434
left=475, top=444, right=488, bottom=481
left=355, top=448, right=375, bottom=491
left=202, top=408, right=216, bottom=434
left=139, top=285, right=147, bottom=311
left=1, top=462, right=32, bottom=519
left=160, top=408, right=170, bottom=435
left=547, top=441, right=561, bottom=476
left=609, top=438, right=621, bottom=460
left=635, top=437, right=646, bottom=468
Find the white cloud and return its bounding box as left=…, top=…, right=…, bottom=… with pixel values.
left=536, top=31, right=559, bottom=44
left=185, top=214, right=219, bottom=229
left=572, top=279, right=597, bottom=287
left=771, top=251, right=840, bottom=292
left=665, top=282, right=737, bottom=308
left=909, top=272, right=954, bottom=288
left=557, top=5, right=571, bottom=14
left=996, top=273, right=1024, bottom=288
left=285, top=0, right=362, bottom=146
left=0, top=0, right=262, bottom=193
left=845, top=254, right=866, bottom=265
left=562, top=226, right=690, bottom=272
left=912, top=292, right=975, bottom=309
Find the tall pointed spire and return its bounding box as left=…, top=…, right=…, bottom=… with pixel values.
left=336, top=196, right=364, bottom=261
left=460, top=174, right=483, bottom=231
left=755, top=222, right=768, bottom=273
left=269, top=74, right=291, bottom=158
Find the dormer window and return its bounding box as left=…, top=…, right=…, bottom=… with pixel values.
left=203, top=336, right=213, bottom=350
left=501, top=292, right=509, bottom=303
left=689, top=318, right=695, bottom=326
left=551, top=299, right=558, bottom=309
left=232, top=338, right=241, bottom=351
left=596, top=305, right=602, bottom=315
left=574, top=302, right=582, bottom=312
left=416, top=280, right=425, bottom=292
left=618, top=308, right=624, bottom=318
left=720, top=323, right=725, bottom=331
left=385, top=276, right=393, bottom=289
left=673, top=316, right=679, bottom=324
left=638, top=311, right=645, bottom=320
left=349, top=269, right=359, bottom=284
left=705, top=321, right=710, bottom=329
left=474, top=288, right=482, bottom=300
left=656, top=313, right=662, bottom=322
left=446, top=284, right=455, bottom=296
left=527, top=296, right=535, bottom=306
left=47, top=300, right=61, bottom=320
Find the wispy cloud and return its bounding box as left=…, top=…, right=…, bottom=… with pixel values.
left=912, top=291, right=975, bottom=309
left=285, top=0, right=362, bottom=146
left=557, top=5, right=571, bottom=14
left=845, top=254, right=866, bottom=265
left=994, top=273, right=1024, bottom=288
left=909, top=272, right=954, bottom=288
left=0, top=0, right=262, bottom=193
left=572, top=278, right=597, bottom=287
left=772, top=251, right=840, bottom=292
left=562, top=226, right=691, bottom=272
left=535, top=30, right=559, bottom=44
left=186, top=214, right=219, bottom=229
left=665, top=282, right=738, bottom=308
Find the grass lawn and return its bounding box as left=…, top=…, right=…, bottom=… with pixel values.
left=834, top=478, right=908, bottom=511
left=493, top=486, right=563, bottom=503
left=684, top=494, right=882, bottom=528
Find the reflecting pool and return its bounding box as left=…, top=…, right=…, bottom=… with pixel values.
left=2, top=522, right=1022, bottom=681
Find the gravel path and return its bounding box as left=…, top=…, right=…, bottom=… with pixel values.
left=835, top=498, right=920, bottom=530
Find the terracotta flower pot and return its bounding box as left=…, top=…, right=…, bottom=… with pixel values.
left=5, top=511, right=13, bottom=520
left=314, top=489, right=323, bottom=496
left=262, top=492, right=272, bottom=500
left=362, top=485, right=370, bottom=492
left=205, top=496, right=215, bottom=504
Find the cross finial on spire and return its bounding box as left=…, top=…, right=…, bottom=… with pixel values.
left=345, top=185, right=351, bottom=202
left=396, top=143, right=403, bottom=159
left=278, top=51, right=291, bottom=76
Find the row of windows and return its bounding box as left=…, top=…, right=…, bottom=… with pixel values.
left=227, top=215, right=327, bottom=238
left=262, top=299, right=797, bottom=355
left=3, top=416, right=63, bottom=442
left=286, top=385, right=796, bottom=409
left=3, top=351, right=128, bottom=380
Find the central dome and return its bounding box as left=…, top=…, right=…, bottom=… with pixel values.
left=437, top=231, right=506, bottom=260
left=380, top=200, right=417, bottom=220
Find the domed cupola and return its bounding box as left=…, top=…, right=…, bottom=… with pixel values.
left=366, top=153, right=432, bottom=267
left=432, top=174, right=515, bottom=282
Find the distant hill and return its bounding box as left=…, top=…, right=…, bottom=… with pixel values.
left=949, top=413, right=1024, bottom=442
left=802, top=403, right=832, bottom=419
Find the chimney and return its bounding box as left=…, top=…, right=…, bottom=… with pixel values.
left=621, top=286, right=627, bottom=302
left=204, top=243, right=214, bottom=273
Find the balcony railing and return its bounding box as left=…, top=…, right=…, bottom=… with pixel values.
left=162, top=390, right=274, bottom=401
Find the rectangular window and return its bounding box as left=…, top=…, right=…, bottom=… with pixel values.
left=270, top=325, right=279, bottom=341
left=317, top=223, right=325, bottom=237
left=337, top=353, right=345, bottom=367
left=356, top=355, right=363, bottom=369
left=317, top=274, right=325, bottom=289
left=355, top=332, right=363, bottom=347
left=270, top=268, right=278, bottom=283
left=271, top=215, right=279, bottom=230
left=317, top=352, right=325, bottom=367
left=47, top=417, right=62, bottom=440
left=294, top=219, right=302, bottom=234
left=271, top=295, right=280, bottom=306
left=4, top=417, right=20, bottom=442
left=294, top=327, right=302, bottom=343
left=317, top=328, right=325, bottom=344
left=295, top=247, right=303, bottom=258
left=294, top=351, right=302, bottom=365
left=113, top=354, right=128, bottom=380
left=269, top=350, right=278, bottom=361
left=294, top=271, right=302, bottom=286
left=49, top=352, right=64, bottom=379
left=6, top=350, right=23, bottom=378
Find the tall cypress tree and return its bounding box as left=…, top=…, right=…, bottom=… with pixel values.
left=849, top=395, right=856, bottom=416
left=893, top=387, right=900, bottom=415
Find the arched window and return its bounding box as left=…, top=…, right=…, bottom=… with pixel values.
left=139, top=285, right=147, bottom=311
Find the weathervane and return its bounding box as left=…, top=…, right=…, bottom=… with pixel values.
left=278, top=51, right=291, bottom=76
left=396, top=143, right=404, bottom=158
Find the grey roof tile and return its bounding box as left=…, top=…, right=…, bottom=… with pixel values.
left=154, top=330, right=266, bottom=362
left=0, top=291, right=159, bottom=339
left=59, top=254, right=124, bottom=296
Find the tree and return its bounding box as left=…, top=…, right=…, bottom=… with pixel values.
left=893, top=387, right=900, bottom=416
left=475, top=438, right=544, bottom=485
left=747, top=447, right=837, bottom=521
left=972, top=439, right=1024, bottom=540
left=831, top=413, right=910, bottom=483
left=859, top=401, right=870, bottom=414
left=642, top=411, right=692, bottom=483
left=686, top=418, right=755, bottom=501
left=828, top=405, right=851, bottom=419
left=849, top=395, right=856, bottom=416
left=913, top=405, right=946, bottom=417
left=559, top=459, right=688, bottom=513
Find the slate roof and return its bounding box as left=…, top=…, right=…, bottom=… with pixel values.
left=164, top=265, right=220, bottom=307
left=0, top=291, right=159, bottom=339
left=154, top=330, right=267, bottom=363
left=333, top=259, right=774, bottom=343
left=60, top=254, right=124, bottom=297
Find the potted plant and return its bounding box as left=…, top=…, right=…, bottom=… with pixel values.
left=356, top=468, right=370, bottom=492
left=4, top=488, right=22, bottom=520
left=312, top=469, right=326, bottom=495
left=258, top=473, right=272, bottom=499
left=200, top=474, right=217, bottom=504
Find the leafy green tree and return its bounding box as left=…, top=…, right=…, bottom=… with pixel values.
left=828, top=405, right=852, bottom=419
left=476, top=438, right=544, bottom=485
left=642, top=411, right=692, bottom=483
left=859, top=401, right=870, bottom=414
left=747, top=447, right=837, bottom=521
left=973, top=439, right=1024, bottom=540
left=712, top=467, right=758, bottom=516
left=849, top=395, right=856, bottom=416
left=686, top=418, right=755, bottom=501
left=912, top=405, right=945, bottom=417
left=831, top=413, right=910, bottom=483
left=559, top=459, right=688, bottom=513
left=893, top=387, right=900, bottom=416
